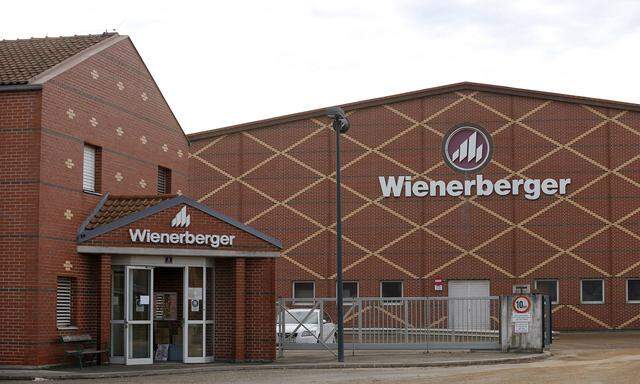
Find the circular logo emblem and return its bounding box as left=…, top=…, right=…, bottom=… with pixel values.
left=443, top=124, right=492, bottom=173
left=512, top=296, right=531, bottom=313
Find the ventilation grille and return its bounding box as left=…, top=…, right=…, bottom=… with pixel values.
left=56, top=277, right=72, bottom=328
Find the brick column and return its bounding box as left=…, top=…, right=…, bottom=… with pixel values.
left=233, top=258, right=246, bottom=362
left=97, top=255, right=111, bottom=364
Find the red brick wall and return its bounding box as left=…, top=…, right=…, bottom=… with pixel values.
left=0, top=36, right=190, bottom=366
left=214, top=257, right=276, bottom=362
left=0, top=90, right=42, bottom=365
left=188, top=90, right=640, bottom=331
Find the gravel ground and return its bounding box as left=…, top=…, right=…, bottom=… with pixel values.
left=7, top=332, right=640, bottom=384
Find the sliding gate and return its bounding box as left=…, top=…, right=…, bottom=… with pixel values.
left=276, top=296, right=500, bottom=356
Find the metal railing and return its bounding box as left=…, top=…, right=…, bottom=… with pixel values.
left=276, top=296, right=500, bottom=356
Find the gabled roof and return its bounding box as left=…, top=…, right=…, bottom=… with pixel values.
left=77, top=193, right=282, bottom=249
left=0, top=33, right=117, bottom=85
left=187, top=81, right=640, bottom=142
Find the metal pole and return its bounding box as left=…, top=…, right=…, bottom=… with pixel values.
left=335, top=122, right=345, bottom=362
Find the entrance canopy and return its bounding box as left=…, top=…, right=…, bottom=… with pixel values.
left=77, top=194, right=281, bottom=257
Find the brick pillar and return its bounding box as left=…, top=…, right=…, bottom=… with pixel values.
left=233, top=258, right=246, bottom=362
left=97, top=255, right=111, bottom=364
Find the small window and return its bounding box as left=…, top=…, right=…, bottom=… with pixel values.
left=83, top=144, right=101, bottom=193
left=535, top=279, right=559, bottom=304
left=157, top=166, right=172, bottom=194
left=380, top=281, right=403, bottom=301
left=337, top=281, right=358, bottom=304
left=293, top=282, right=314, bottom=303
left=581, top=279, right=604, bottom=304
left=627, top=279, right=640, bottom=303
left=56, top=277, right=73, bottom=328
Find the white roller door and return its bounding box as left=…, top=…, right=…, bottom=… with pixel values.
left=448, top=280, right=490, bottom=330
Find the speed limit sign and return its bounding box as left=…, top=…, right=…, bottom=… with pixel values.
left=513, top=296, right=531, bottom=313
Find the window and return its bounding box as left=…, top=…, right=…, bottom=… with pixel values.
left=627, top=279, right=640, bottom=303
left=56, top=277, right=73, bottom=328
left=535, top=279, right=559, bottom=304
left=581, top=279, right=604, bottom=304
left=293, top=282, right=314, bottom=303
left=83, top=144, right=101, bottom=193
left=157, top=166, right=172, bottom=194
left=380, top=281, right=403, bottom=298
left=337, top=281, right=358, bottom=304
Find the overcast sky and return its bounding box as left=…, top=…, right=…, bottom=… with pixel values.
left=3, top=1, right=640, bottom=133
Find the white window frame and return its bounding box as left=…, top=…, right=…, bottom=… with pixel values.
left=626, top=278, right=640, bottom=304
left=580, top=279, right=605, bottom=304
left=336, top=281, right=359, bottom=305
left=380, top=281, right=403, bottom=305
left=292, top=281, right=315, bottom=303
left=535, top=279, right=559, bottom=304
left=83, top=144, right=98, bottom=193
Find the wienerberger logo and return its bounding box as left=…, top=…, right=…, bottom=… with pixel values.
left=378, top=123, right=572, bottom=200
left=128, top=205, right=235, bottom=248
left=171, top=206, right=191, bottom=228
left=444, top=125, right=491, bottom=173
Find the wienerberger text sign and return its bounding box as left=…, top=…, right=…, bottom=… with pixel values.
left=128, top=206, right=235, bottom=248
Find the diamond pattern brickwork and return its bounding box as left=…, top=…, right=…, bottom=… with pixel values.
left=189, top=90, right=640, bottom=330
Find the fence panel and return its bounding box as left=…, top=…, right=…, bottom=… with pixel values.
left=276, top=296, right=500, bottom=355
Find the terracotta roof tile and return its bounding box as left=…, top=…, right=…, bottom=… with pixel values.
left=0, top=33, right=116, bottom=85
left=85, top=194, right=176, bottom=230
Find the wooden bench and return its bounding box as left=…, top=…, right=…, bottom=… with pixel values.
left=60, top=334, right=107, bottom=368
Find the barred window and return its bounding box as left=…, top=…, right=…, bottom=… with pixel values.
left=157, top=166, right=172, bottom=194
left=56, top=277, right=73, bottom=328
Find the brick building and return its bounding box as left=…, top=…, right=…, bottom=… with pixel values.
left=188, top=82, right=640, bottom=332
left=0, top=33, right=279, bottom=367
left=3, top=31, right=640, bottom=368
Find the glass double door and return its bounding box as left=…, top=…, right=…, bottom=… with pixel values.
left=111, top=265, right=213, bottom=365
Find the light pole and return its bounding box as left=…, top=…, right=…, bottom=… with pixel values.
left=326, top=106, right=350, bottom=363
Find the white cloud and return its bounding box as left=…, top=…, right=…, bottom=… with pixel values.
left=2, top=0, right=640, bottom=133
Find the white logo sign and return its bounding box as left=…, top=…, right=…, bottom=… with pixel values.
left=171, top=206, right=191, bottom=228
left=378, top=123, right=571, bottom=200
left=128, top=205, right=235, bottom=248
left=444, top=126, right=492, bottom=172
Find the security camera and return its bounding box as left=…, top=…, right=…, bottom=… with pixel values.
left=326, top=107, right=350, bottom=133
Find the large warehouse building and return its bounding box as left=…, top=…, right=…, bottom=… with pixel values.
left=188, top=82, right=640, bottom=332
left=1, top=31, right=640, bottom=368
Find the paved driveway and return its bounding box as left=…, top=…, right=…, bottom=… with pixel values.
left=9, top=332, right=640, bottom=384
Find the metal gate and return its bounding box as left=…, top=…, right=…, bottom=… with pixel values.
left=276, top=296, right=501, bottom=356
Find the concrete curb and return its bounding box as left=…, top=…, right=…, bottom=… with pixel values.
left=0, top=352, right=551, bottom=381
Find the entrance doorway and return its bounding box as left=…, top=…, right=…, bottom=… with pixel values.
left=110, top=260, right=214, bottom=365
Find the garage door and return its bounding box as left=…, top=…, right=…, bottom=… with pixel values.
left=447, top=280, right=490, bottom=330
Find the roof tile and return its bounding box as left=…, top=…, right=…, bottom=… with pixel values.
left=0, top=33, right=116, bottom=85
left=85, top=194, right=175, bottom=230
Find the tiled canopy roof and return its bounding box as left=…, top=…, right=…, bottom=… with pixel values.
left=0, top=33, right=116, bottom=85
left=85, top=194, right=176, bottom=230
